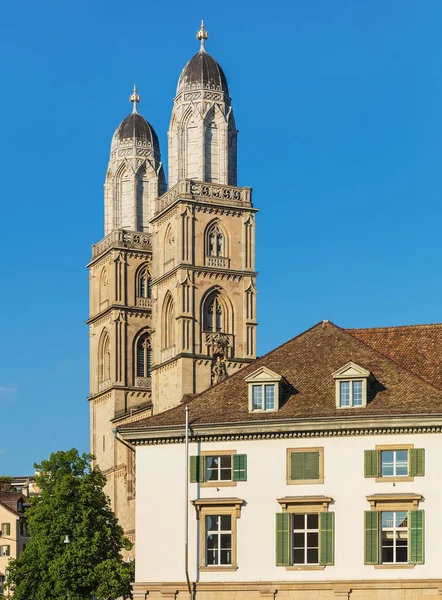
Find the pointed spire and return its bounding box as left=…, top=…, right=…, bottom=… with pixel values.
left=196, top=19, right=208, bottom=52
left=130, top=84, right=140, bottom=114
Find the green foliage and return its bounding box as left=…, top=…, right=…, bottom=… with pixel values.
left=6, top=449, right=134, bottom=600
left=0, top=476, right=12, bottom=483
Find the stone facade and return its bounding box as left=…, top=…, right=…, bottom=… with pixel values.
left=89, top=28, right=257, bottom=543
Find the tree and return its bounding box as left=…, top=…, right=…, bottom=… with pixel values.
left=6, top=449, right=134, bottom=600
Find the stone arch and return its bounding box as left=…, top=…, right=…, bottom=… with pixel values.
left=99, top=266, right=109, bottom=306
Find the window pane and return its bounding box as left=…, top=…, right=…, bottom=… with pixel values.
left=381, top=512, right=394, bottom=528
left=206, top=533, right=217, bottom=550
left=293, top=549, right=305, bottom=564
left=220, top=468, right=232, bottom=481
left=396, top=451, right=409, bottom=476
left=381, top=546, right=394, bottom=563
left=206, top=515, right=217, bottom=531
left=293, top=514, right=305, bottom=529
left=396, top=545, right=408, bottom=563
left=207, top=548, right=218, bottom=565
left=220, top=550, right=231, bottom=565
left=306, top=548, right=319, bottom=564
left=339, top=381, right=350, bottom=406
left=220, top=515, right=231, bottom=530
left=307, top=514, right=318, bottom=529
left=396, top=512, right=408, bottom=528
left=352, top=380, right=363, bottom=405
left=293, top=533, right=304, bottom=546
left=307, top=532, right=318, bottom=547
left=264, top=385, right=275, bottom=410
left=381, top=451, right=394, bottom=477
left=252, top=385, right=263, bottom=410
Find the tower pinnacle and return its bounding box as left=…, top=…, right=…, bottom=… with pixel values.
left=196, top=20, right=208, bottom=52
left=130, top=84, right=140, bottom=114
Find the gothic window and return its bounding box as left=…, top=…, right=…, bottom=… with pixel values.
left=137, top=266, right=151, bottom=299
left=136, top=333, right=152, bottom=378
left=163, top=294, right=175, bottom=349
left=206, top=222, right=226, bottom=257
left=164, top=225, right=175, bottom=266
left=99, top=331, right=111, bottom=383
left=99, top=267, right=109, bottom=306
left=204, top=293, right=224, bottom=333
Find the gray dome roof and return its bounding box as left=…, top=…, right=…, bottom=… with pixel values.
left=112, top=112, right=160, bottom=155
left=177, top=51, right=228, bottom=95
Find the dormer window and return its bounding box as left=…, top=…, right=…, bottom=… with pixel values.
left=332, top=362, right=373, bottom=408
left=244, top=366, right=282, bottom=412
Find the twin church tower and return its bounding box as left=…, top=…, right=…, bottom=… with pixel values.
left=87, top=23, right=258, bottom=540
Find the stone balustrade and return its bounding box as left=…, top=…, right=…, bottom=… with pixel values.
left=92, top=229, right=152, bottom=259
left=155, top=179, right=253, bottom=214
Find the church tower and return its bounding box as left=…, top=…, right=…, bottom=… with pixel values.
left=151, top=22, right=258, bottom=412
left=88, top=88, right=164, bottom=545
left=88, top=23, right=258, bottom=542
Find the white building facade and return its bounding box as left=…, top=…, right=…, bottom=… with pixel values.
left=121, top=320, right=442, bottom=600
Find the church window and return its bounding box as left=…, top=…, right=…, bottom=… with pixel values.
left=138, top=266, right=151, bottom=299
left=206, top=222, right=226, bottom=257
left=204, top=294, right=224, bottom=332
left=99, top=332, right=111, bottom=384
left=163, top=294, right=175, bottom=349
left=136, top=333, right=152, bottom=377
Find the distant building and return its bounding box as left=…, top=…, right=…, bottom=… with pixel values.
left=121, top=320, right=442, bottom=599
left=0, top=490, right=29, bottom=594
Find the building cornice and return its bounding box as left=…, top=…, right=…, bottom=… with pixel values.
left=119, top=413, right=442, bottom=445
left=152, top=264, right=257, bottom=287
left=86, top=304, right=152, bottom=325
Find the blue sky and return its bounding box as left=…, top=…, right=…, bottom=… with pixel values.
left=1, top=0, right=442, bottom=474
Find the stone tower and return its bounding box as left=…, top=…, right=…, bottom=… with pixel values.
left=88, top=24, right=258, bottom=540
left=151, top=23, right=258, bottom=412
left=88, top=87, right=164, bottom=546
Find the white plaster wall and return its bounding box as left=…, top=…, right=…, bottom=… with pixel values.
left=135, top=433, right=442, bottom=583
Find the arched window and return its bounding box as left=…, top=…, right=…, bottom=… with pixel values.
left=99, top=267, right=109, bottom=306
left=163, top=294, right=175, bottom=349
left=99, top=331, right=111, bottom=383
left=164, top=225, right=175, bottom=266
left=136, top=333, right=152, bottom=378
left=137, top=266, right=151, bottom=299
left=206, top=222, right=225, bottom=257
left=203, top=293, right=224, bottom=332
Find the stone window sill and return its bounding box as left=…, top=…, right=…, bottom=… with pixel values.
left=373, top=564, right=415, bottom=569
left=285, top=565, right=325, bottom=571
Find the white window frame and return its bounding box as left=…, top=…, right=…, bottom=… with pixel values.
left=380, top=511, right=409, bottom=564
left=332, top=362, right=373, bottom=408
left=205, top=514, right=232, bottom=567
left=380, top=449, right=409, bottom=478
left=292, top=513, right=320, bottom=566
left=204, top=454, right=233, bottom=483
left=245, top=366, right=282, bottom=413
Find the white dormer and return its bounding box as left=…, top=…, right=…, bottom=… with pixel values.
left=244, top=366, right=282, bottom=412
left=332, top=362, right=373, bottom=408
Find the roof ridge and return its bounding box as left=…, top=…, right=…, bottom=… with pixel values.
left=341, top=325, right=442, bottom=394
left=347, top=322, right=442, bottom=332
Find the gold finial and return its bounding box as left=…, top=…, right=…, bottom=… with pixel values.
left=196, top=19, right=208, bottom=52
left=130, top=84, right=140, bottom=114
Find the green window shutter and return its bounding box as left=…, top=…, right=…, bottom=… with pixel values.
left=319, top=512, right=334, bottom=565
left=364, top=450, right=379, bottom=478
left=364, top=511, right=379, bottom=564
left=189, top=456, right=203, bottom=483
left=275, top=513, right=291, bottom=566
left=409, top=510, right=424, bottom=564
left=305, top=452, right=320, bottom=480
left=290, top=451, right=320, bottom=481
left=232, top=454, right=247, bottom=481
left=409, top=448, right=425, bottom=477
left=6, top=523, right=10, bottom=536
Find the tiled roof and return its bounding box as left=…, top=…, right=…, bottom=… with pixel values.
left=122, top=321, right=442, bottom=432
left=347, top=324, right=442, bottom=390
left=0, top=492, right=23, bottom=516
